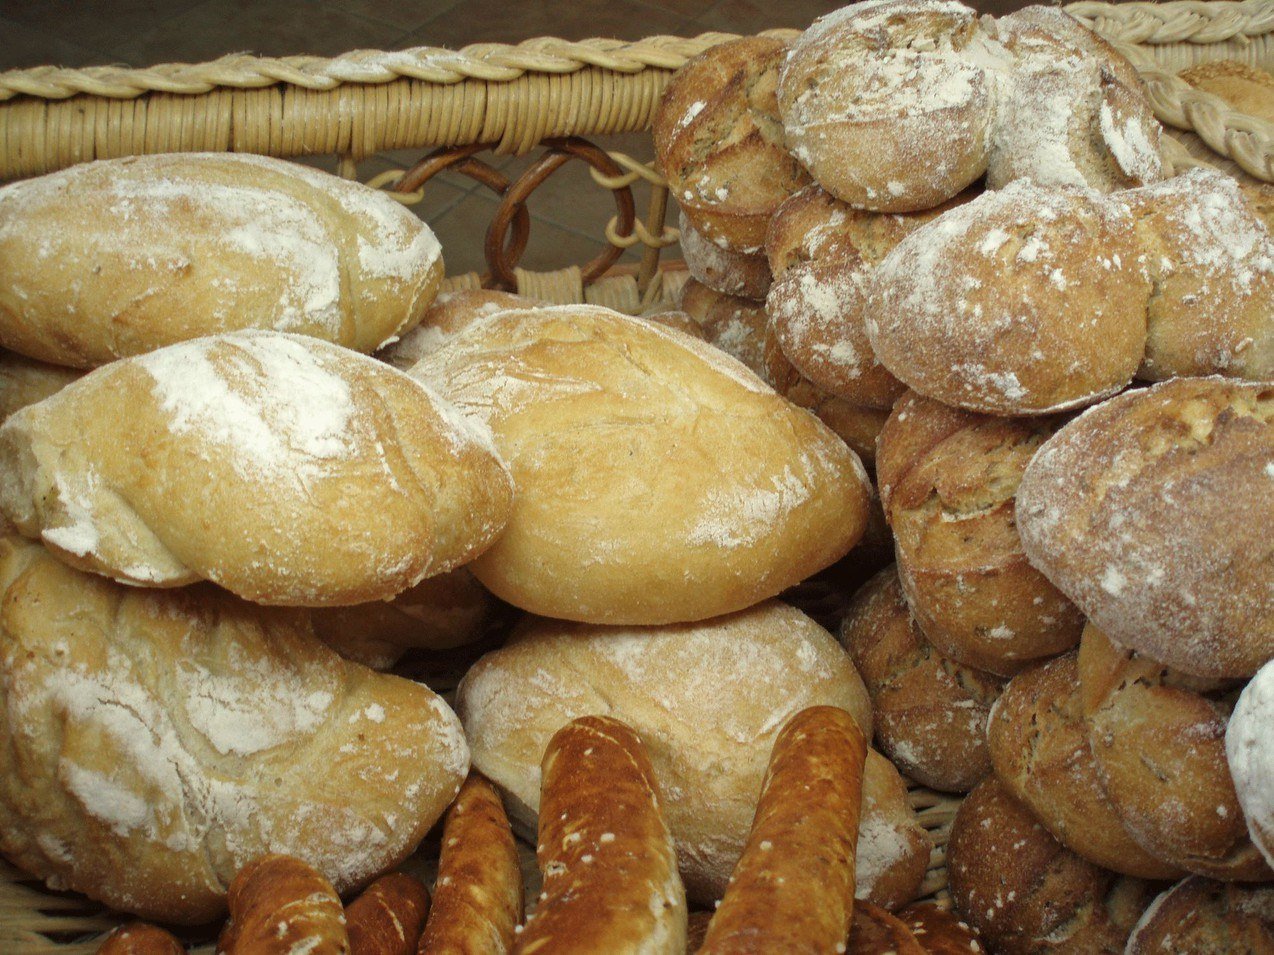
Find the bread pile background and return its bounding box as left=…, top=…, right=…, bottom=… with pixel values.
left=0, top=0, right=1271, bottom=952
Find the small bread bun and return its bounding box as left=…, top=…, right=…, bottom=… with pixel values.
left=654, top=37, right=810, bottom=253
left=412, top=305, right=871, bottom=625
left=1079, top=623, right=1271, bottom=881
left=777, top=0, right=996, bottom=212
left=875, top=392, right=1084, bottom=676
left=1017, top=377, right=1274, bottom=678
left=0, top=350, right=81, bottom=422
left=678, top=212, right=771, bottom=299
left=949, top=777, right=1158, bottom=955
left=1126, top=877, right=1274, bottom=954
left=678, top=279, right=770, bottom=378
left=0, top=153, right=444, bottom=368
left=1228, top=659, right=1274, bottom=870
left=987, top=653, right=1184, bottom=880
left=1124, top=168, right=1274, bottom=382
left=764, top=184, right=860, bottom=276
left=1180, top=60, right=1274, bottom=123
left=858, top=748, right=931, bottom=911
left=867, top=181, right=1149, bottom=415
left=378, top=289, right=530, bottom=370
left=840, top=567, right=1002, bottom=793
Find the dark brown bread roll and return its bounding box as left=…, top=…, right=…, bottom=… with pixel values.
left=1126, top=877, right=1274, bottom=954
left=898, top=903, right=986, bottom=954
left=678, top=212, right=771, bottom=299
left=846, top=901, right=926, bottom=954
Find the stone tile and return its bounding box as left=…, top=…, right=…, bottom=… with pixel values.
left=0, top=19, right=117, bottom=71
left=0, top=0, right=207, bottom=56
left=403, top=0, right=695, bottom=47
left=692, top=0, right=839, bottom=34
left=320, top=0, right=461, bottom=33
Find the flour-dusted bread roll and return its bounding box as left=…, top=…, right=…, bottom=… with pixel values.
left=411, top=305, right=870, bottom=625
left=654, top=38, right=810, bottom=253
left=0, top=154, right=444, bottom=368
left=678, top=279, right=770, bottom=379
left=0, top=350, right=81, bottom=422
left=868, top=181, right=1149, bottom=415
left=1126, top=877, right=1274, bottom=954
left=1228, top=660, right=1274, bottom=871
left=0, top=330, right=512, bottom=606
left=454, top=601, right=935, bottom=907
left=678, top=213, right=772, bottom=299
left=0, top=535, right=469, bottom=925
left=1017, top=377, right=1274, bottom=677
left=377, top=289, right=531, bottom=371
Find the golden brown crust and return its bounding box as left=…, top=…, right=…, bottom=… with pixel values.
left=987, top=653, right=1183, bottom=879
left=346, top=873, right=430, bottom=955
left=699, top=707, right=867, bottom=953
left=96, top=923, right=185, bottom=955
left=419, top=774, right=523, bottom=955
left=378, top=290, right=531, bottom=371
left=898, top=903, right=987, bottom=954
left=1126, top=877, right=1274, bottom=954
left=1179, top=60, right=1274, bottom=123
left=515, top=716, right=685, bottom=954
left=677, top=279, right=770, bottom=380
left=1017, top=377, right=1274, bottom=678
left=678, top=213, right=771, bottom=299
left=219, top=855, right=348, bottom=955
left=846, top=901, right=925, bottom=954
left=859, top=749, right=930, bottom=912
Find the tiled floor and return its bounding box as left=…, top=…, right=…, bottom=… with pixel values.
left=0, top=0, right=1036, bottom=282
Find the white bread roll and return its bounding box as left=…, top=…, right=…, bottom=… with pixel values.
left=0, top=535, right=469, bottom=925
left=1227, top=660, right=1274, bottom=869
left=0, top=350, right=81, bottom=422
left=0, top=330, right=512, bottom=606
left=457, top=602, right=928, bottom=907
left=0, top=153, right=444, bottom=368
left=411, top=304, right=871, bottom=625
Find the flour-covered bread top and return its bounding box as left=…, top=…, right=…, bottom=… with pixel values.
left=0, top=330, right=512, bottom=606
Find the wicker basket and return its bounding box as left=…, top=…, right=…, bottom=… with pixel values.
left=0, top=2, right=1270, bottom=951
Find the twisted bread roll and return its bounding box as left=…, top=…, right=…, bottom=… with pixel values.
left=218, top=855, right=348, bottom=955
left=0, top=535, right=469, bottom=924
left=0, top=351, right=80, bottom=423
left=0, top=330, right=512, bottom=606
left=0, top=153, right=443, bottom=368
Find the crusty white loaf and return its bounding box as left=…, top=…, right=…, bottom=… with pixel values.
left=0, top=330, right=512, bottom=607
left=0, top=535, right=469, bottom=925
left=0, top=153, right=444, bottom=367
left=411, top=304, right=871, bottom=625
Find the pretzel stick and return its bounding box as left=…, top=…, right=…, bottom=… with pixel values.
left=217, top=855, right=348, bottom=954
left=346, top=872, right=429, bottom=955
left=96, top=922, right=184, bottom=954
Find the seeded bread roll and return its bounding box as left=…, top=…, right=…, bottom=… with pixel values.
left=377, top=289, right=531, bottom=371
left=868, top=181, right=1149, bottom=415
left=411, top=305, right=871, bottom=625
left=840, top=567, right=1002, bottom=793
left=654, top=37, right=810, bottom=253
left=1126, top=877, right=1274, bottom=954
left=987, top=653, right=1184, bottom=880
left=0, top=331, right=512, bottom=607
left=0, top=153, right=443, bottom=368
left=875, top=392, right=1085, bottom=676
left=1228, top=660, right=1274, bottom=871
left=1079, top=623, right=1271, bottom=881
left=0, top=350, right=81, bottom=422
left=678, top=212, right=771, bottom=299
left=1017, top=377, right=1274, bottom=678
left=949, top=777, right=1157, bottom=955
left=0, top=535, right=468, bottom=925
left=1124, top=169, right=1274, bottom=382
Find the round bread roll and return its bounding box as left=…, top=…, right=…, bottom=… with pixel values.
left=1079, top=623, right=1271, bottom=881
left=777, top=0, right=997, bottom=212
left=1126, top=877, right=1274, bottom=954
left=987, top=653, right=1184, bottom=880
left=378, top=288, right=531, bottom=370
left=456, top=602, right=928, bottom=907
left=764, top=184, right=860, bottom=276
left=0, top=153, right=444, bottom=368
left=0, top=350, right=81, bottom=422
left=1016, top=377, right=1274, bottom=678
left=1124, top=169, right=1274, bottom=382
left=0, top=535, right=468, bottom=925
left=678, top=279, right=770, bottom=378
left=840, top=567, right=1002, bottom=793
left=875, top=392, right=1084, bottom=676
left=0, top=330, right=512, bottom=607
left=678, top=212, right=771, bottom=299
left=653, top=37, right=810, bottom=253
left=949, top=776, right=1158, bottom=955
left=309, top=568, right=502, bottom=670
left=867, top=181, right=1149, bottom=415
left=411, top=305, right=871, bottom=625
left=1228, top=659, right=1274, bottom=871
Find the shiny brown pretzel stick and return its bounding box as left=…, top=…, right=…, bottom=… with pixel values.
left=96, top=922, right=184, bottom=954
left=217, top=854, right=348, bottom=954
left=347, top=872, right=430, bottom=955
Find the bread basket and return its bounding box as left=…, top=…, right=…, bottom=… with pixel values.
left=0, top=1, right=1270, bottom=950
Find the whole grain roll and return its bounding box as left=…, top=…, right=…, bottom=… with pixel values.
left=1126, top=877, right=1274, bottom=954
left=0, top=330, right=512, bottom=607
left=377, top=288, right=531, bottom=370
left=987, top=653, right=1184, bottom=880
left=1228, top=659, right=1274, bottom=871
left=1016, top=377, right=1274, bottom=678
left=0, top=351, right=81, bottom=423
left=0, top=154, right=444, bottom=368
left=654, top=37, right=810, bottom=253
left=678, top=213, right=771, bottom=299
left=875, top=392, right=1085, bottom=676
left=411, top=305, right=871, bottom=625
left=867, top=181, right=1149, bottom=415
left=455, top=603, right=927, bottom=908
left=840, top=567, right=1002, bottom=793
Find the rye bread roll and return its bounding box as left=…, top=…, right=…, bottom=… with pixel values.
left=0, top=153, right=444, bottom=368
left=377, top=289, right=531, bottom=371
left=875, top=392, right=1085, bottom=676
left=0, top=350, right=81, bottom=423
left=411, top=305, right=871, bottom=625
left=1017, top=376, right=1274, bottom=678
left=1228, top=659, right=1274, bottom=871
left=1126, top=877, right=1274, bottom=954
left=678, top=212, right=772, bottom=299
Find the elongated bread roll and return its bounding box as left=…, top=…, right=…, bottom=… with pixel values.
left=0, top=330, right=512, bottom=606
left=0, top=535, right=469, bottom=924
left=514, top=716, right=686, bottom=955
left=346, top=873, right=430, bottom=955
left=699, top=706, right=867, bottom=954
left=218, top=855, right=348, bottom=955
left=0, top=153, right=444, bottom=367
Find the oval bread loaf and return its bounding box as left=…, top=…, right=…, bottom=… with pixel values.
left=0, top=153, right=444, bottom=367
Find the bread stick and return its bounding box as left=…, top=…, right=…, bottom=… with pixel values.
left=346, top=873, right=429, bottom=955
left=96, top=922, right=184, bottom=955
left=217, top=855, right=348, bottom=955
